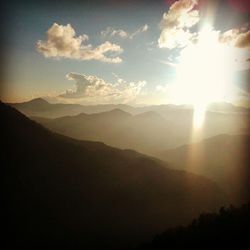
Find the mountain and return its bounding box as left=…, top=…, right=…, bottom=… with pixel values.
left=157, top=134, right=250, bottom=205
left=10, top=98, right=137, bottom=118
left=207, top=102, right=250, bottom=113
left=32, top=110, right=178, bottom=156
left=32, top=106, right=249, bottom=157
left=1, top=102, right=225, bottom=249
left=138, top=202, right=250, bottom=249
left=11, top=99, right=249, bottom=152
left=10, top=98, right=249, bottom=119
left=9, top=98, right=87, bottom=118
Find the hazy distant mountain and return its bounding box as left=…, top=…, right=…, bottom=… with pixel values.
left=33, top=107, right=249, bottom=156
left=1, top=102, right=225, bottom=249
left=10, top=98, right=249, bottom=120
left=10, top=98, right=137, bottom=118
left=140, top=102, right=250, bottom=116
left=33, top=109, right=187, bottom=155
left=207, top=102, right=250, bottom=113
left=158, top=134, right=250, bottom=205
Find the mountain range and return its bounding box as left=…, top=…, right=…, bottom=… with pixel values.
left=9, top=98, right=137, bottom=118
left=10, top=98, right=250, bottom=119
left=1, top=102, right=225, bottom=249
left=157, top=134, right=250, bottom=205
left=32, top=105, right=249, bottom=156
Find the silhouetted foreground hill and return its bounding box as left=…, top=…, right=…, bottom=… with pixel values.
left=1, top=102, right=225, bottom=249
left=158, top=134, right=250, bottom=205
left=138, top=202, right=250, bottom=249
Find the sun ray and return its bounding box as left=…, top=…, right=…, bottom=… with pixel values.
left=169, top=21, right=239, bottom=130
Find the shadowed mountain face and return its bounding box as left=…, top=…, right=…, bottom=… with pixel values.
left=157, top=134, right=250, bottom=205
left=32, top=107, right=249, bottom=156
left=1, top=103, right=225, bottom=249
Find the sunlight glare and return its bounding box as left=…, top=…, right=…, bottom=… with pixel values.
left=170, top=22, right=235, bottom=129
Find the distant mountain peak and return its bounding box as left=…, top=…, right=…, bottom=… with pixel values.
left=102, top=108, right=131, bottom=117
left=207, top=102, right=249, bottom=113
left=75, top=112, right=88, bottom=117
left=27, top=98, right=49, bottom=105
left=70, top=108, right=131, bottom=120
left=135, top=111, right=164, bottom=120
left=109, top=108, right=129, bottom=114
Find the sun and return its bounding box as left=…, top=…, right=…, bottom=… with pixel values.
left=169, top=23, right=235, bottom=128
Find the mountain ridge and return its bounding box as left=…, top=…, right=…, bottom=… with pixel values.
left=1, top=101, right=225, bottom=249
left=158, top=133, right=250, bottom=205
left=9, top=98, right=250, bottom=119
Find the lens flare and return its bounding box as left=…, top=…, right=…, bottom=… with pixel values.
left=169, top=22, right=237, bottom=129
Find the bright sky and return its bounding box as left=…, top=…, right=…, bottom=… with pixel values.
left=1, top=0, right=250, bottom=107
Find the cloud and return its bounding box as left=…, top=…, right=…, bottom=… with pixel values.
left=158, top=0, right=199, bottom=48
left=129, top=24, right=149, bottom=39
left=101, top=27, right=129, bottom=38
left=220, top=28, right=250, bottom=49
left=158, top=0, right=250, bottom=70
left=159, top=0, right=250, bottom=52
left=37, top=23, right=123, bottom=63
left=59, top=72, right=146, bottom=103
left=156, top=59, right=177, bottom=67
left=101, top=24, right=148, bottom=39
left=156, top=0, right=250, bottom=107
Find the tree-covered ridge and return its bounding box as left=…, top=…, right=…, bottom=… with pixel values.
left=138, top=202, right=250, bottom=249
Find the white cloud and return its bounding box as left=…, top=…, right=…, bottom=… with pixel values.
left=59, top=72, right=146, bottom=104
left=101, top=24, right=148, bottom=40
left=158, top=0, right=199, bottom=48
left=156, top=0, right=250, bottom=107
left=37, top=23, right=123, bottom=63
left=129, top=24, right=149, bottom=39
left=158, top=0, right=250, bottom=69
left=159, top=0, right=250, bottom=52
left=219, top=27, right=250, bottom=49
left=101, top=27, right=129, bottom=38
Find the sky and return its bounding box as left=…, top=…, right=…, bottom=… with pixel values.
left=1, top=0, right=250, bottom=106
